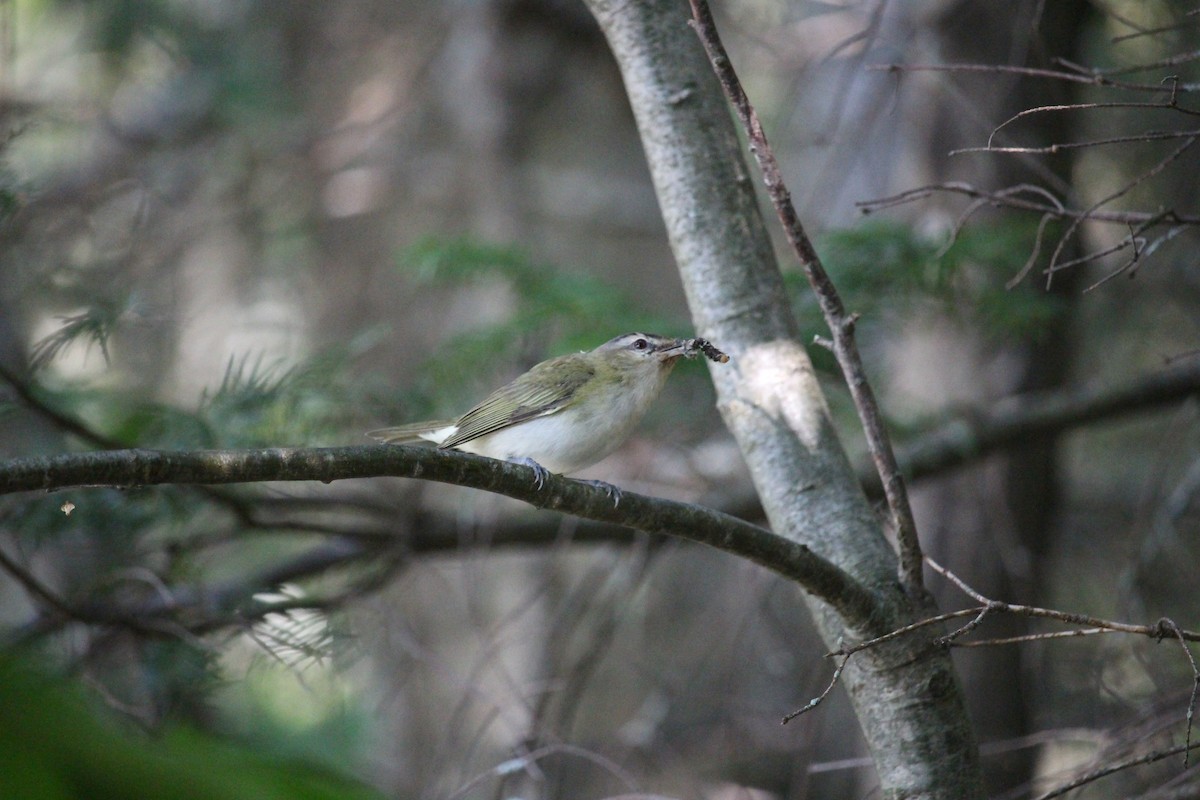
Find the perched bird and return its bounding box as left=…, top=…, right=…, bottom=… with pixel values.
left=368, top=332, right=728, bottom=491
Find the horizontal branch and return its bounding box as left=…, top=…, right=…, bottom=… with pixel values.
left=862, top=361, right=1200, bottom=493
left=3, top=536, right=390, bottom=646
left=952, top=128, right=1200, bottom=155
left=868, top=61, right=1193, bottom=93
left=0, top=444, right=878, bottom=628
left=858, top=182, right=1200, bottom=226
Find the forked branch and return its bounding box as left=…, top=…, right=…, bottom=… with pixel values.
left=686, top=0, right=924, bottom=594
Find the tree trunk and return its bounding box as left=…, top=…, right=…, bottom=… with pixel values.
left=580, top=0, right=982, bottom=797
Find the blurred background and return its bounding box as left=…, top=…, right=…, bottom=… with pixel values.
left=0, top=0, right=1198, bottom=798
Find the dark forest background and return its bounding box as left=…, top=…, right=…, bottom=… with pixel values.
left=1, top=1, right=1198, bottom=798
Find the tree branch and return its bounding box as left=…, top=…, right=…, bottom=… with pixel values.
left=858, top=182, right=1200, bottom=226
left=0, top=445, right=877, bottom=627
left=582, top=0, right=981, bottom=793
left=793, top=556, right=1200, bottom=755
left=686, top=0, right=924, bottom=594
left=0, top=361, right=124, bottom=450
left=875, top=360, right=1200, bottom=492
left=868, top=61, right=1192, bottom=93
left=1031, top=737, right=1200, bottom=800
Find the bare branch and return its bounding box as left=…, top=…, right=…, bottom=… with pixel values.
left=954, top=128, right=1200, bottom=155
left=1045, top=135, right=1198, bottom=284
left=1111, top=13, right=1200, bottom=44
left=0, top=546, right=81, bottom=623
left=1160, top=619, right=1200, bottom=767
left=781, top=653, right=850, bottom=724
left=825, top=608, right=980, bottom=658
left=876, top=360, right=1200, bottom=491
left=924, top=557, right=1200, bottom=642
left=1084, top=224, right=1188, bottom=293
left=789, top=550, right=1200, bottom=760
left=0, top=445, right=878, bottom=628
left=859, top=182, right=1200, bottom=226
left=987, top=101, right=1200, bottom=151
left=953, top=628, right=1121, bottom=647
left=1098, top=46, right=1200, bottom=76
left=0, top=362, right=124, bottom=450
left=868, top=61, right=1195, bottom=93
left=686, top=0, right=924, bottom=594
left=1032, top=740, right=1200, bottom=800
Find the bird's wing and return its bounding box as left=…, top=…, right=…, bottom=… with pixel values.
left=440, top=356, right=594, bottom=449
left=366, top=420, right=456, bottom=444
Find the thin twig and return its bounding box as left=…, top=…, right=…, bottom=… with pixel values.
left=869, top=61, right=1193, bottom=93
left=0, top=362, right=124, bottom=450
left=934, top=603, right=997, bottom=647
left=782, top=654, right=850, bottom=724
left=1032, top=740, right=1200, bottom=800
left=936, top=183, right=1063, bottom=269
left=952, top=628, right=1120, bottom=646
left=1083, top=224, right=1187, bottom=293
left=1005, top=212, right=1057, bottom=289
left=686, top=0, right=924, bottom=593
left=925, top=557, right=1200, bottom=641
left=858, top=182, right=1200, bottom=226
left=1044, top=135, right=1198, bottom=286
left=954, top=128, right=1200, bottom=155
left=1111, top=13, right=1200, bottom=44
left=824, top=607, right=980, bottom=658
left=987, top=101, right=1200, bottom=150
left=0, top=546, right=80, bottom=622
left=1160, top=618, right=1200, bottom=767
left=1096, top=46, right=1200, bottom=77
left=799, top=553, right=1200, bottom=778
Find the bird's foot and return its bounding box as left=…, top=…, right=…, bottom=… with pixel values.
left=577, top=478, right=622, bottom=508
left=512, top=457, right=553, bottom=490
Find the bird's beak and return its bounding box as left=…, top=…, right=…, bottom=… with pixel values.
left=655, top=338, right=694, bottom=360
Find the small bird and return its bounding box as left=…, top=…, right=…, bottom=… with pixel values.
left=368, top=332, right=728, bottom=492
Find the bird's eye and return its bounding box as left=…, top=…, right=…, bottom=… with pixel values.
left=632, top=338, right=649, bottom=351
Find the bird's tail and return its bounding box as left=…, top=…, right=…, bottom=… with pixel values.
left=366, top=420, right=455, bottom=444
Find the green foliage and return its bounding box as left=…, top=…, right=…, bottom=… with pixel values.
left=58, top=0, right=179, bottom=58
left=195, top=338, right=386, bottom=447
left=405, top=236, right=672, bottom=340
left=0, top=156, right=23, bottom=224
left=13, top=340, right=369, bottom=451
left=0, top=654, right=385, bottom=800
left=397, top=237, right=685, bottom=412
left=1, top=485, right=177, bottom=559
left=100, top=395, right=219, bottom=450
left=807, top=219, right=1065, bottom=337
left=49, top=0, right=299, bottom=130
left=197, top=353, right=313, bottom=447
left=29, top=307, right=122, bottom=372
left=216, top=642, right=373, bottom=781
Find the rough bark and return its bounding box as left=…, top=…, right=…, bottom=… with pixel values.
left=580, top=0, right=981, bottom=797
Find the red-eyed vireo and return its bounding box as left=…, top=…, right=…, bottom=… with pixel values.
left=368, top=332, right=728, bottom=492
